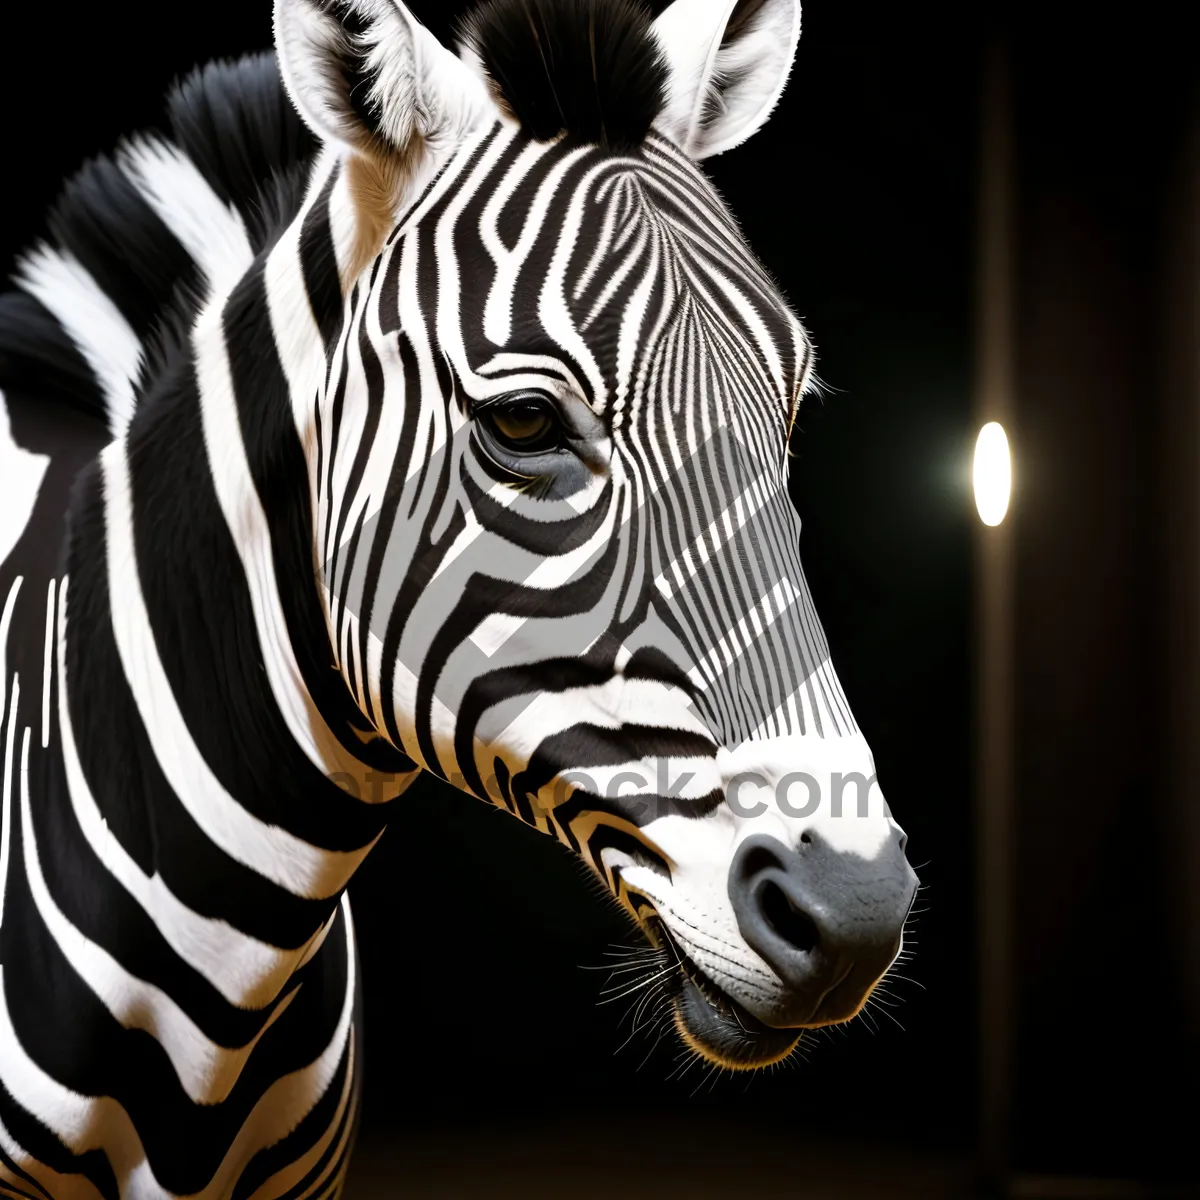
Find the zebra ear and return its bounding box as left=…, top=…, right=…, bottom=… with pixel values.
left=652, top=0, right=802, bottom=160
left=273, top=0, right=491, bottom=155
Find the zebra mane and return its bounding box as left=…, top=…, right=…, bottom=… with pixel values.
left=0, top=52, right=317, bottom=434
left=459, top=0, right=668, bottom=151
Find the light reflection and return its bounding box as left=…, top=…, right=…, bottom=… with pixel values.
left=974, top=422, right=1011, bottom=527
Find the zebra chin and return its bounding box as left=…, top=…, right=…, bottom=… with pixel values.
left=645, top=917, right=803, bottom=1071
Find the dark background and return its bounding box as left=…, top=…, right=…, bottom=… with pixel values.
left=2, top=1, right=1196, bottom=1195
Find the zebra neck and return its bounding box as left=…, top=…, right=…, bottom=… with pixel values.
left=52, top=160, right=415, bottom=1004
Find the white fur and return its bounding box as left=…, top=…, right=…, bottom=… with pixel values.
left=40, top=579, right=54, bottom=749
left=264, top=153, right=340, bottom=437
left=0, top=577, right=20, bottom=737
left=0, top=392, right=49, bottom=574
left=0, top=675, right=17, bottom=935
left=653, top=0, right=802, bottom=159
left=15, top=247, right=142, bottom=436
left=118, top=136, right=254, bottom=297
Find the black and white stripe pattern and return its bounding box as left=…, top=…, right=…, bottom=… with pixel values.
left=320, top=120, right=855, bottom=812
left=0, top=0, right=912, bottom=1192
left=0, top=47, right=401, bottom=1200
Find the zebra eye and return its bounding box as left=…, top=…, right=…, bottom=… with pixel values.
left=481, top=396, right=561, bottom=454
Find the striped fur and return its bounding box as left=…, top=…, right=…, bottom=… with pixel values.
left=0, top=1, right=915, bottom=1194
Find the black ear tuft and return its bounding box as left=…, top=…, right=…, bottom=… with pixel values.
left=725, top=0, right=771, bottom=39
left=317, top=0, right=390, bottom=144
left=459, top=0, right=668, bottom=151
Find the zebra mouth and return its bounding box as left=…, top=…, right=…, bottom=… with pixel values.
left=645, top=917, right=802, bottom=1071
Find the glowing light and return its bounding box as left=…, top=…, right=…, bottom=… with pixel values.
left=974, top=422, right=1011, bottom=527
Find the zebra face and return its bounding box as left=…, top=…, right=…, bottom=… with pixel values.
left=277, top=0, right=918, bottom=1069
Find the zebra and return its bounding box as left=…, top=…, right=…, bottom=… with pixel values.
left=0, top=0, right=918, bottom=1193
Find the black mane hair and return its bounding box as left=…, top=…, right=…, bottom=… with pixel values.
left=0, top=52, right=316, bottom=428
left=0, top=4, right=673, bottom=430
left=459, top=0, right=669, bottom=152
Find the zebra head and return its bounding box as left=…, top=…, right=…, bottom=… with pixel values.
left=275, top=0, right=918, bottom=1069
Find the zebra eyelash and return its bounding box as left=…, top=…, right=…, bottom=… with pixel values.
left=469, top=389, right=559, bottom=417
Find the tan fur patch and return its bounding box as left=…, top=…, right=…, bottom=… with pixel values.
left=344, top=139, right=424, bottom=282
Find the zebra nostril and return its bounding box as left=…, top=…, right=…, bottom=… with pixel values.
left=759, top=880, right=820, bottom=954
left=730, top=833, right=918, bottom=1026
left=740, top=843, right=783, bottom=879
